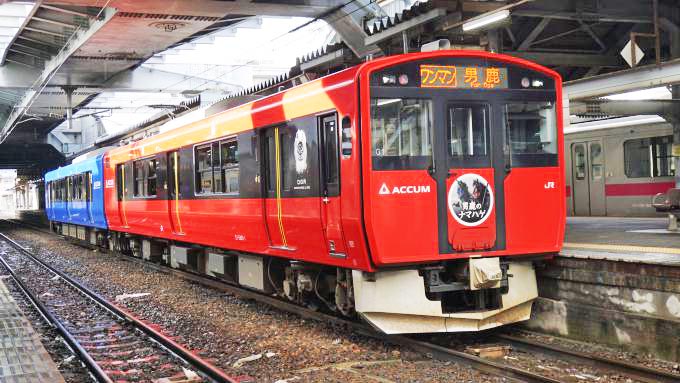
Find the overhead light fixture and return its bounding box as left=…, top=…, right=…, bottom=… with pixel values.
left=462, top=10, right=510, bottom=32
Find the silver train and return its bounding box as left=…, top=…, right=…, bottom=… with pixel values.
left=565, top=116, right=675, bottom=217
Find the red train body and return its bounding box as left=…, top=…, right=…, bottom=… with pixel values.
left=63, top=51, right=564, bottom=333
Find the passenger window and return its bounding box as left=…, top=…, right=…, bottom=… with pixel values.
left=132, top=158, right=158, bottom=198
left=196, top=144, right=214, bottom=193
left=504, top=101, right=558, bottom=167
left=265, top=134, right=276, bottom=193
left=221, top=140, right=239, bottom=193
left=280, top=129, right=296, bottom=191
left=371, top=98, right=433, bottom=170
left=147, top=159, right=157, bottom=197
left=195, top=140, right=239, bottom=195
left=573, top=144, right=586, bottom=180
left=624, top=136, right=675, bottom=178
left=133, top=161, right=144, bottom=197
left=589, top=143, right=603, bottom=180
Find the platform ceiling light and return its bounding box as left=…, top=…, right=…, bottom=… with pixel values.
left=462, top=9, right=510, bottom=32
left=0, top=1, right=34, bottom=65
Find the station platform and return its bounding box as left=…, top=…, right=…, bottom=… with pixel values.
left=562, top=216, right=680, bottom=264
left=0, top=279, right=64, bottom=383
left=527, top=216, right=680, bottom=363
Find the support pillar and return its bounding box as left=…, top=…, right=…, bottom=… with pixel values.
left=486, top=29, right=501, bottom=53
left=62, top=86, right=74, bottom=133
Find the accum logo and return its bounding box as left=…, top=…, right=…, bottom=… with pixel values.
left=379, top=183, right=431, bottom=195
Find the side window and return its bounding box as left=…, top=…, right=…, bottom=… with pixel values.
left=147, top=159, right=157, bottom=197
left=221, top=140, right=239, bottom=193
left=79, top=173, right=87, bottom=201
left=266, top=133, right=276, bottom=193
left=280, top=129, right=296, bottom=191
left=624, top=136, right=675, bottom=178
left=195, top=139, right=239, bottom=195
left=573, top=144, right=586, bottom=180
left=87, top=172, right=92, bottom=202
left=132, top=158, right=158, bottom=198
left=133, top=160, right=144, bottom=197
left=195, top=144, right=214, bottom=194
left=67, top=176, right=72, bottom=202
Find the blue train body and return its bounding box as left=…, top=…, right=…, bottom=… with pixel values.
left=44, top=154, right=108, bottom=230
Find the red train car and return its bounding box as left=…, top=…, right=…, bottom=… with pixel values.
left=102, top=50, right=564, bottom=333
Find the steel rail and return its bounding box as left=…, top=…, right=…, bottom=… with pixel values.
left=8, top=219, right=680, bottom=382
left=0, top=237, right=111, bottom=383
left=495, top=333, right=680, bottom=383
left=0, top=231, right=238, bottom=383
left=0, top=219, right=558, bottom=382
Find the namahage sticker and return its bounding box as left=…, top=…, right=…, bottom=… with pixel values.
left=448, top=173, right=494, bottom=226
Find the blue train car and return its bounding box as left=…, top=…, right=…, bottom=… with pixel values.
left=45, top=154, right=108, bottom=242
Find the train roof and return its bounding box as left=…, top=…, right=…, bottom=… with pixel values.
left=103, top=51, right=559, bottom=165
left=566, top=115, right=667, bottom=135
left=45, top=154, right=103, bottom=182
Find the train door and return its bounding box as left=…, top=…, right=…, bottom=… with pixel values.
left=85, top=172, right=93, bottom=224
left=116, top=164, right=129, bottom=227
left=262, top=127, right=287, bottom=248
left=571, top=141, right=605, bottom=216
left=432, top=103, right=502, bottom=252
left=167, top=151, right=184, bottom=234
left=319, top=113, right=347, bottom=257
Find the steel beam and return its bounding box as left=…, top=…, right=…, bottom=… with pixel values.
left=564, top=58, right=680, bottom=100
left=364, top=8, right=447, bottom=45
left=507, top=51, right=624, bottom=67
left=512, top=10, right=652, bottom=24
left=517, top=18, right=549, bottom=50
left=0, top=7, right=117, bottom=144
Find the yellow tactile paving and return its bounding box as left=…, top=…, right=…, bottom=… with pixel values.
left=563, top=242, right=680, bottom=255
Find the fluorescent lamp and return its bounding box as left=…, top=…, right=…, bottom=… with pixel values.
left=462, top=10, right=510, bottom=32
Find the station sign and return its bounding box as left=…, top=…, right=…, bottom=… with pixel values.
left=420, top=65, right=508, bottom=89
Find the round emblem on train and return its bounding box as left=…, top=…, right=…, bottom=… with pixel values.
left=447, top=173, right=494, bottom=226
left=294, top=129, right=307, bottom=174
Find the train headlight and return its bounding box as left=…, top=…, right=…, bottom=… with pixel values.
left=532, top=79, right=544, bottom=88
left=521, top=77, right=530, bottom=88
left=382, top=75, right=396, bottom=85
left=398, top=74, right=409, bottom=85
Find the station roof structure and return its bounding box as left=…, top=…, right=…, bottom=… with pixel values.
left=0, top=0, right=677, bottom=176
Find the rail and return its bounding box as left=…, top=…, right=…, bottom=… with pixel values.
left=0, top=230, right=239, bottom=383
left=5, top=218, right=680, bottom=383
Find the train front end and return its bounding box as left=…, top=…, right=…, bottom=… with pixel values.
left=356, top=51, right=565, bottom=333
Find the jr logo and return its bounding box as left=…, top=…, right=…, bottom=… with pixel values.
left=544, top=181, right=556, bottom=189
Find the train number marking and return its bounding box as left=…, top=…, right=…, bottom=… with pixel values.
left=544, top=181, right=556, bottom=189
left=378, top=183, right=431, bottom=195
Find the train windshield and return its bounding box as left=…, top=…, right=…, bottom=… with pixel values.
left=370, top=99, right=557, bottom=169
left=504, top=101, right=557, bottom=167
left=370, top=98, right=433, bottom=170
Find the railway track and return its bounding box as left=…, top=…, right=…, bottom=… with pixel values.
left=0, top=231, right=240, bottom=383
left=4, top=219, right=680, bottom=383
